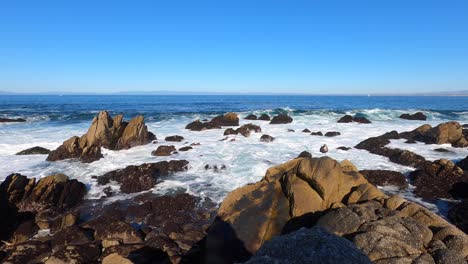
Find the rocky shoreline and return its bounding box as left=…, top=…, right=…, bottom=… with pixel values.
left=1, top=111, right=468, bottom=263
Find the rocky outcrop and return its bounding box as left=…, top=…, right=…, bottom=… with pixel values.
left=223, top=124, right=262, bottom=137
left=47, top=111, right=155, bottom=163
left=151, top=145, right=177, bottom=156
left=400, top=112, right=427, bottom=120
left=185, top=120, right=221, bottom=131
left=165, top=135, right=184, bottom=142
left=0, top=117, right=26, bottom=123
left=96, top=160, right=189, bottom=193
left=16, top=146, right=51, bottom=155
left=260, top=134, right=274, bottom=142
left=337, top=115, right=371, bottom=124
left=186, top=113, right=239, bottom=131
left=244, top=114, right=257, bottom=120
left=243, top=227, right=371, bottom=264
left=410, top=159, right=468, bottom=199
left=400, top=121, right=468, bottom=147
left=258, top=114, right=271, bottom=121
left=359, top=170, right=408, bottom=189
left=269, top=114, right=293, bottom=124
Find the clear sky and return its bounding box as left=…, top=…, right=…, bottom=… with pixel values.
left=1, top=0, right=467, bottom=94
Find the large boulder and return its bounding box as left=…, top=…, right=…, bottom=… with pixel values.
left=47, top=111, right=155, bottom=163
left=16, top=146, right=51, bottom=155
left=400, top=112, right=427, bottom=121
left=243, top=227, right=371, bottom=264
left=151, top=145, right=177, bottom=156
left=269, top=114, right=293, bottom=124
left=400, top=121, right=468, bottom=147
left=359, top=170, right=408, bottom=189
left=97, top=160, right=189, bottom=193
left=210, top=112, right=239, bottom=127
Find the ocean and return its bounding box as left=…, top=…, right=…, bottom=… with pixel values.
left=1, top=95, right=468, bottom=212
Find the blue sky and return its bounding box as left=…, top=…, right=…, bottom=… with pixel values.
left=1, top=0, right=467, bottom=94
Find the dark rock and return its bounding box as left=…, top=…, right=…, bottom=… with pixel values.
left=258, top=114, right=271, bottom=121
left=151, top=145, right=176, bottom=156
left=185, top=120, right=221, bottom=131
left=2, top=240, right=50, bottom=263
left=353, top=116, right=371, bottom=124
left=457, top=156, right=468, bottom=171
left=51, top=226, right=94, bottom=249
left=224, top=128, right=237, bottom=135
left=270, top=114, right=293, bottom=124
left=311, top=131, right=323, bottom=136
left=400, top=121, right=468, bottom=147
left=260, top=134, right=275, bottom=142
left=287, top=129, right=295, bottom=132
left=297, top=151, right=312, bottom=158
left=400, top=112, right=427, bottom=121
left=320, top=144, right=328, bottom=153
left=434, top=148, right=453, bottom=153
left=35, top=209, right=79, bottom=232
left=245, top=114, right=257, bottom=120
left=88, top=220, right=143, bottom=244
left=337, top=146, right=351, bottom=151
left=355, top=131, right=400, bottom=153
left=324, top=131, right=341, bottom=137
left=410, top=159, right=468, bottom=199
left=359, top=170, right=408, bottom=189
left=16, top=146, right=51, bottom=155
left=0, top=117, right=26, bottom=123
left=179, top=146, right=193, bottom=152
left=11, top=218, right=38, bottom=243
left=337, top=115, right=353, bottom=123
left=210, top=112, right=239, bottom=127
left=97, top=160, right=189, bottom=193
left=165, top=135, right=184, bottom=142
left=244, top=227, right=372, bottom=264
left=302, top=129, right=311, bottom=133
left=448, top=200, right=468, bottom=234
left=226, top=124, right=262, bottom=137
left=47, top=244, right=101, bottom=264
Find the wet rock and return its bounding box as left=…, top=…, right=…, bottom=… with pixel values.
left=260, top=134, right=275, bottom=142
left=50, top=226, right=94, bottom=249
left=410, top=159, right=468, bottom=199
left=185, top=120, right=221, bottom=131
left=270, top=114, right=293, bottom=124
left=457, top=156, right=468, bottom=171
left=0, top=117, right=26, bottom=123
left=400, top=121, right=468, bottom=147
left=179, top=146, right=192, bottom=152
left=2, top=240, right=51, bottom=263
left=204, top=164, right=226, bottom=172
left=97, top=160, right=189, bottom=193
left=337, top=115, right=353, bottom=123
left=223, top=128, right=237, bottom=135
left=47, top=111, right=155, bottom=162
left=324, top=131, right=341, bottom=137
left=320, top=144, right=328, bottom=153
left=311, top=131, right=323, bottom=136
left=448, top=200, right=468, bottom=234
left=302, top=128, right=311, bottom=133
left=16, top=146, right=51, bottom=155
left=287, top=129, right=295, bottom=132
left=258, top=114, right=271, bottom=121
left=337, top=146, right=351, bottom=151
left=224, top=124, right=262, bottom=137
left=88, top=221, right=143, bottom=244
left=46, top=244, right=101, bottom=264
left=11, top=218, right=38, bottom=243
left=244, top=227, right=371, bottom=264
left=434, top=148, right=453, bottom=153
left=355, top=131, right=400, bottom=153
left=165, top=135, right=184, bottom=142
left=245, top=114, right=257, bottom=120
left=359, top=170, right=408, bottom=189
left=151, top=145, right=176, bottom=156
left=35, top=209, right=79, bottom=232
left=0, top=173, right=33, bottom=205
left=337, top=115, right=371, bottom=124
left=210, top=112, right=239, bottom=127
left=400, top=112, right=427, bottom=121
left=297, top=151, right=312, bottom=158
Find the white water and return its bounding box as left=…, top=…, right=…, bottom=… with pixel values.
left=1, top=110, right=467, bottom=214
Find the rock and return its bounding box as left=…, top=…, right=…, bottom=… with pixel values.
left=245, top=114, right=257, bottom=120
left=90, top=221, right=143, bottom=244
left=16, top=146, right=51, bottom=155
left=223, top=128, right=237, bottom=135
left=359, top=170, right=408, bottom=189
left=297, top=151, right=312, bottom=158
left=165, top=135, right=184, bottom=142
left=47, top=111, right=155, bottom=162
left=337, top=115, right=371, bottom=124
left=260, top=134, right=274, bottom=142
left=311, top=131, right=323, bottom=136
left=210, top=112, right=239, bottom=127
left=337, top=115, right=353, bottom=123
left=400, top=121, right=468, bottom=147
left=448, top=200, right=468, bottom=234
left=400, top=112, right=427, bottom=121
left=320, top=144, right=328, bottom=153
left=410, top=159, right=468, bottom=199
left=258, top=114, right=271, bottom=121
left=243, top=227, right=372, bottom=264
left=151, top=145, right=176, bottom=156
left=97, top=160, right=189, bottom=193
left=2, top=240, right=51, bottom=263
left=270, top=114, right=293, bottom=124
left=287, top=129, right=295, bottom=132
left=45, top=244, right=101, bottom=264
left=0, top=118, right=26, bottom=123
left=324, top=131, right=340, bottom=137
left=179, top=146, right=192, bottom=152
left=35, top=209, right=79, bottom=232
left=355, top=131, right=400, bottom=153
left=50, top=226, right=93, bottom=249
left=185, top=120, right=220, bottom=131
left=225, top=124, right=262, bottom=137
left=302, top=129, right=311, bottom=133
left=11, top=218, right=38, bottom=243
left=457, top=156, right=468, bottom=171
left=434, top=148, right=453, bottom=153
left=337, top=146, right=351, bottom=151
left=0, top=173, right=33, bottom=205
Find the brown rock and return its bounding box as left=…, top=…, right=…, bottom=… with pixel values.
left=151, top=145, right=176, bottom=156
left=260, top=134, right=274, bottom=142
left=45, top=244, right=101, bottom=264
left=360, top=170, right=408, bottom=189
left=185, top=120, right=221, bottom=131
left=270, top=114, right=293, bottom=124
left=210, top=112, right=239, bottom=126
left=325, top=131, right=341, bottom=137
left=245, top=114, right=257, bottom=120
left=400, top=112, right=427, bottom=121
left=178, top=146, right=192, bottom=152
left=400, top=121, right=468, bottom=147
left=16, top=146, right=51, bottom=155
left=258, top=114, right=271, bottom=121
left=165, top=135, right=184, bottom=142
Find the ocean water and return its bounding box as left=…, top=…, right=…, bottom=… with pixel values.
left=1, top=95, right=468, bottom=212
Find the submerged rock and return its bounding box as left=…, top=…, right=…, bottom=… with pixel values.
left=400, top=112, right=427, bottom=120
left=179, top=146, right=193, bottom=152
left=311, top=131, right=323, bottom=136
left=165, top=135, right=184, bottom=142
left=186, top=112, right=239, bottom=131
left=185, top=120, right=221, bottom=131
left=324, top=131, right=341, bottom=137
left=244, top=114, right=257, bottom=120
left=270, top=114, right=293, bottom=124
left=0, top=117, right=26, bottom=123
left=16, top=146, right=51, bottom=155
left=260, top=134, right=274, bottom=142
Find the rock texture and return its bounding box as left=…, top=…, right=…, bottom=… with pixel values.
left=47, top=111, right=155, bottom=163
left=244, top=114, right=257, bottom=120
left=96, top=160, right=189, bottom=193
left=449, top=200, right=468, bottom=234
left=400, top=112, right=427, bottom=120
left=337, top=115, right=371, bottom=124
left=400, top=121, right=468, bottom=147
left=325, top=131, right=341, bottom=137
left=165, top=135, right=184, bottom=142
left=258, top=114, right=271, bottom=121
left=0, top=117, right=26, bottom=123
left=152, top=145, right=177, bottom=156
left=223, top=124, right=261, bottom=137
left=360, top=170, right=408, bottom=189
left=269, top=114, right=293, bottom=124
left=260, top=134, right=274, bottom=142
left=16, top=146, right=51, bottom=155
left=185, top=112, right=239, bottom=131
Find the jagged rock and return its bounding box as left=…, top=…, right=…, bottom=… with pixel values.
left=50, top=226, right=93, bottom=249
left=243, top=227, right=372, bottom=264
left=47, top=111, right=155, bottom=163
left=2, top=240, right=51, bottom=263
left=35, top=209, right=79, bottom=232
left=270, top=114, right=293, bottom=124
left=86, top=221, right=143, bottom=244
left=297, top=151, right=312, bottom=158
left=400, top=112, right=427, bottom=120
left=0, top=117, right=26, bottom=123
left=258, top=114, right=271, bottom=121
left=324, top=131, right=340, bottom=137
left=45, top=244, right=101, bottom=264
left=11, top=218, right=38, bottom=243
left=0, top=173, right=34, bottom=205
left=410, top=159, right=468, bottom=199
left=179, top=146, right=192, bottom=152
left=449, top=200, right=468, bottom=234
left=165, top=135, right=184, bottom=142
left=302, top=129, right=311, bottom=133
left=400, top=121, right=468, bottom=147
left=260, top=134, right=274, bottom=142
left=16, top=146, right=51, bottom=155
left=224, top=124, right=261, bottom=137
left=355, top=131, right=400, bottom=153
left=97, top=160, right=189, bottom=193
left=360, top=170, right=408, bottom=189
left=245, top=114, right=257, bottom=120
left=311, top=131, right=323, bottom=136
left=151, top=145, right=176, bottom=156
